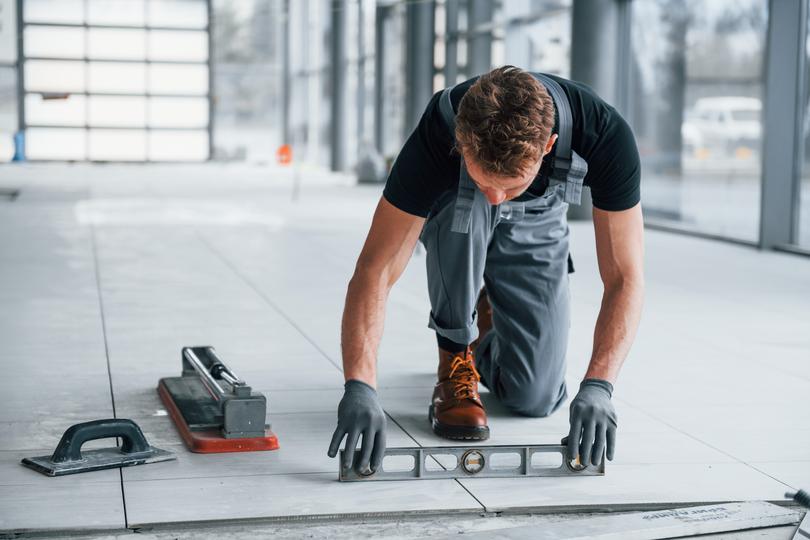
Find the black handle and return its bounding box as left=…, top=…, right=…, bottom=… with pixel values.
left=50, top=419, right=151, bottom=463
left=787, top=489, right=810, bottom=509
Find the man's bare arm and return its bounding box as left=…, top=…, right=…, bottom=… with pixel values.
left=341, top=196, right=426, bottom=387
left=585, top=202, right=645, bottom=384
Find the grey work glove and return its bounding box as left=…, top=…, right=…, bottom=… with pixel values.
left=566, top=379, right=617, bottom=468
left=327, top=380, right=387, bottom=474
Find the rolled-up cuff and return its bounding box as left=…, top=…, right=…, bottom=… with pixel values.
left=428, top=311, right=478, bottom=345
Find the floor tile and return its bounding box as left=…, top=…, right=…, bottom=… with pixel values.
left=261, top=388, right=345, bottom=414
left=0, top=452, right=124, bottom=532
left=686, top=429, right=810, bottom=463
left=123, top=472, right=482, bottom=526
left=639, top=404, right=807, bottom=433
left=459, top=463, right=791, bottom=511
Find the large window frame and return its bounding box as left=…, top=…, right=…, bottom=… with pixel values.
left=759, top=0, right=808, bottom=255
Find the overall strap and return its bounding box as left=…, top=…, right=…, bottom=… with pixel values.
left=438, top=87, right=456, bottom=131
left=532, top=73, right=586, bottom=205
left=439, top=87, right=478, bottom=234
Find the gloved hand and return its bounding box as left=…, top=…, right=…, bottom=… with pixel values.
left=566, top=379, right=617, bottom=468
left=327, top=379, right=387, bottom=474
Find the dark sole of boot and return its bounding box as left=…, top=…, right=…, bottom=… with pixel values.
left=429, top=405, right=490, bottom=441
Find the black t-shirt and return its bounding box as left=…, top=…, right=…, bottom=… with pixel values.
left=383, top=73, right=641, bottom=217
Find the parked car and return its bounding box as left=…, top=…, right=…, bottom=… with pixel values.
left=682, top=96, right=762, bottom=155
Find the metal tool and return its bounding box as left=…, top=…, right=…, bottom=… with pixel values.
left=339, top=443, right=604, bottom=481
left=788, top=489, right=810, bottom=509
left=157, top=346, right=279, bottom=453
left=786, top=490, right=810, bottom=540
left=21, top=418, right=175, bottom=476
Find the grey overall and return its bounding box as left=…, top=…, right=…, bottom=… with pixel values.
left=420, top=73, right=588, bottom=418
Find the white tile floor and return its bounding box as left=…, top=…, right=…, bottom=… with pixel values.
left=0, top=163, right=808, bottom=534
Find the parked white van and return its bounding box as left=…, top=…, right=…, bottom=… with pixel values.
left=682, top=96, right=762, bottom=155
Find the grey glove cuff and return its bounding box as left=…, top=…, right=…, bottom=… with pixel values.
left=580, top=378, right=614, bottom=398
left=345, top=379, right=377, bottom=396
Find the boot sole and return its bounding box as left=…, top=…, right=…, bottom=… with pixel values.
left=429, top=405, right=490, bottom=441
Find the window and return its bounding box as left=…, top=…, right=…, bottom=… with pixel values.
left=629, top=0, right=768, bottom=242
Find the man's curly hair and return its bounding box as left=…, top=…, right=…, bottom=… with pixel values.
left=455, top=66, right=555, bottom=177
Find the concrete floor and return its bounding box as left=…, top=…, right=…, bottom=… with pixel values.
left=0, top=163, right=808, bottom=537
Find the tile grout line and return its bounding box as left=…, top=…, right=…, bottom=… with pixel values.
left=194, top=231, right=344, bottom=375
left=89, top=225, right=130, bottom=528
left=617, top=396, right=799, bottom=491
left=384, top=412, right=487, bottom=512
left=453, top=475, right=488, bottom=511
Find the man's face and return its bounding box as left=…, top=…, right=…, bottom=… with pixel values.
left=462, top=134, right=558, bottom=206
left=464, top=154, right=541, bottom=205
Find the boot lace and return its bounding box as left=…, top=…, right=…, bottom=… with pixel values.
left=448, top=350, right=481, bottom=400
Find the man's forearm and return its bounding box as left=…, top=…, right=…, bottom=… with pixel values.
left=340, top=271, right=390, bottom=388
left=584, top=280, right=644, bottom=384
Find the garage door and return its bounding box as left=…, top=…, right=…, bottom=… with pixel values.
left=21, top=0, right=210, bottom=161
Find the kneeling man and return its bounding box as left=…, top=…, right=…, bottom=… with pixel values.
left=328, top=66, right=644, bottom=475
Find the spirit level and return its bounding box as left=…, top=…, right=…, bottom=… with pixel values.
left=339, top=443, right=604, bottom=481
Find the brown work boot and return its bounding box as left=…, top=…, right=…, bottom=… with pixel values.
left=429, top=347, right=490, bottom=440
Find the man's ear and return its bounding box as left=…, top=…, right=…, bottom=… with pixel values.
left=544, top=133, right=558, bottom=155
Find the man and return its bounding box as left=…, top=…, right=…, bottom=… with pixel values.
left=328, top=66, right=644, bottom=475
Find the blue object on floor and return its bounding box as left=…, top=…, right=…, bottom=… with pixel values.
left=12, top=131, right=25, bottom=162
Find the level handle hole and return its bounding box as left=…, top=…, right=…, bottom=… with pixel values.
left=530, top=451, right=563, bottom=469
left=381, top=454, right=415, bottom=473
left=489, top=452, right=521, bottom=470
left=425, top=453, right=458, bottom=471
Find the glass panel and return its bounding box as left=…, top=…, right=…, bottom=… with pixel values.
left=87, top=62, right=147, bottom=93
left=629, top=0, right=768, bottom=242
left=149, top=0, right=208, bottom=29
left=26, top=127, right=86, bottom=160
left=0, top=66, right=17, bottom=133
left=88, top=128, right=147, bottom=160
left=87, top=0, right=147, bottom=26
left=528, top=9, right=571, bottom=76
left=495, top=0, right=572, bottom=76
left=0, top=0, right=17, bottom=65
left=25, top=26, right=85, bottom=59
left=24, top=0, right=84, bottom=24
left=148, top=130, right=208, bottom=160
left=148, top=30, right=208, bottom=62
left=148, top=97, right=207, bottom=127
left=25, top=93, right=86, bottom=126
left=211, top=0, right=280, bottom=163
left=88, top=28, right=147, bottom=60
left=149, top=63, right=207, bottom=95
left=800, top=7, right=810, bottom=248
left=25, top=60, right=85, bottom=92
left=88, top=96, right=146, bottom=127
